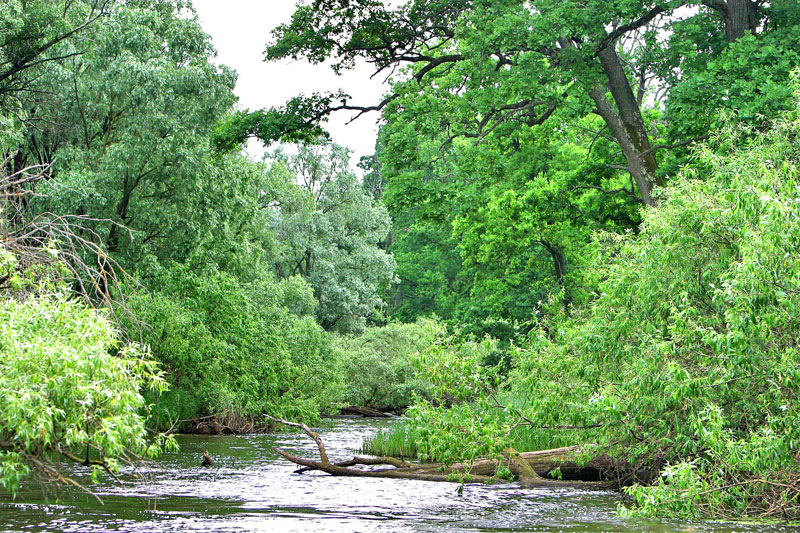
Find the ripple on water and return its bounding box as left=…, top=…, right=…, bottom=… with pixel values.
left=2, top=418, right=799, bottom=533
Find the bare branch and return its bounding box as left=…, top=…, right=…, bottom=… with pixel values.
left=640, top=135, right=711, bottom=156
left=595, top=4, right=674, bottom=54
left=264, top=415, right=330, bottom=465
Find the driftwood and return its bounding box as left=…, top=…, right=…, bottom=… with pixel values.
left=201, top=450, right=214, bottom=467
left=265, top=416, right=617, bottom=489
left=339, top=406, right=391, bottom=418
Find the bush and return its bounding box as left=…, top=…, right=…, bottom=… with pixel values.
left=336, top=318, right=439, bottom=411
left=123, top=264, right=344, bottom=429
left=512, top=98, right=800, bottom=518
left=0, top=291, right=170, bottom=496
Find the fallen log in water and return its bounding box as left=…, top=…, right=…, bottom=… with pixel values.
left=265, top=416, right=617, bottom=489
left=339, top=406, right=391, bottom=418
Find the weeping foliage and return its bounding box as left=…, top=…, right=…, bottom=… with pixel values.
left=122, top=265, right=344, bottom=428
left=511, top=95, right=800, bottom=518
left=0, top=246, right=171, bottom=496
left=336, top=318, right=440, bottom=411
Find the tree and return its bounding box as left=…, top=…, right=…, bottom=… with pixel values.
left=0, top=0, right=112, bottom=100
left=240, top=0, right=797, bottom=336
left=122, top=264, right=343, bottom=428
left=336, top=318, right=439, bottom=411
left=0, top=1, right=116, bottom=155
left=375, top=101, right=640, bottom=328
left=0, top=162, right=170, bottom=497
left=269, top=144, right=396, bottom=332
left=19, top=0, right=236, bottom=272
left=235, top=0, right=798, bottom=207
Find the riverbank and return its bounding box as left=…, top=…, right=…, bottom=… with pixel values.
left=2, top=418, right=793, bottom=533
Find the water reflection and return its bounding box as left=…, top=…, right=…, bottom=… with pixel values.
left=1, top=418, right=798, bottom=532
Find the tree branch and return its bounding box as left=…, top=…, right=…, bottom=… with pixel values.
left=594, top=5, right=672, bottom=54
left=264, top=415, right=330, bottom=465
left=640, top=135, right=710, bottom=156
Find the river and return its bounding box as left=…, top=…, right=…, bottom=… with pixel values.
left=1, top=418, right=798, bottom=532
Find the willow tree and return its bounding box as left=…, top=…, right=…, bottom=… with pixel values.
left=268, top=145, right=396, bottom=333
left=16, top=1, right=237, bottom=270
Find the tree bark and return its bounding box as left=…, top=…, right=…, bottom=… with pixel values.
left=558, top=37, right=660, bottom=206
left=266, top=417, right=617, bottom=488
left=590, top=46, right=661, bottom=207
left=540, top=240, right=570, bottom=307
left=704, top=0, right=759, bottom=42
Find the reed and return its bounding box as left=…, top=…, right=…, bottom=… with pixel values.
left=360, top=424, right=420, bottom=458
left=360, top=422, right=575, bottom=460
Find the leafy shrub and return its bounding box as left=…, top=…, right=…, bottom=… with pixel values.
left=512, top=95, right=800, bottom=518
left=336, top=318, right=439, bottom=411
left=0, top=291, right=170, bottom=496
left=123, top=264, right=344, bottom=429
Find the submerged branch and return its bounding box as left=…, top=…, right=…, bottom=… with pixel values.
left=266, top=417, right=616, bottom=488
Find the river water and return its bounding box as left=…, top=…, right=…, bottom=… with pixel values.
left=1, top=418, right=798, bottom=532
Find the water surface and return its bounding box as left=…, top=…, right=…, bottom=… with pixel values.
left=1, top=418, right=797, bottom=532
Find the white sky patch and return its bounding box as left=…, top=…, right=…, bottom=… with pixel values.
left=192, top=0, right=389, bottom=170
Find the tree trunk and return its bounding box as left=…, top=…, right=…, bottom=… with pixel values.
left=705, top=0, right=759, bottom=42
left=107, top=171, right=136, bottom=253
left=724, top=0, right=758, bottom=41
left=590, top=46, right=661, bottom=206
left=559, top=37, right=660, bottom=206
left=340, top=406, right=391, bottom=418
left=265, top=416, right=617, bottom=489
left=540, top=240, right=570, bottom=307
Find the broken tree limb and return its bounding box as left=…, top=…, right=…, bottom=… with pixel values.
left=340, top=406, right=391, bottom=418
left=273, top=447, right=497, bottom=483
left=266, top=416, right=617, bottom=488
left=264, top=415, right=330, bottom=465
left=293, top=455, right=411, bottom=474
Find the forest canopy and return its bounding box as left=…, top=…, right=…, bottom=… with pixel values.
left=2, top=0, right=800, bottom=520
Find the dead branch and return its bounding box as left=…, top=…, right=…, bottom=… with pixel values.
left=264, top=415, right=330, bottom=465
left=265, top=416, right=617, bottom=488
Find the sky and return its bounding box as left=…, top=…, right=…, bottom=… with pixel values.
left=191, top=0, right=389, bottom=169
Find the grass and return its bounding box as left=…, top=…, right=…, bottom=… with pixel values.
left=360, top=423, right=420, bottom=458
left=360, top=421, right=577, bottom=460
left=507, top=426, right=575, bottom=452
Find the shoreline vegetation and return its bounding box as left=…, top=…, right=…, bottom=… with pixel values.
left=3, top=0, right=800, bottom=522
left=267, top=416, right=615, bottom=488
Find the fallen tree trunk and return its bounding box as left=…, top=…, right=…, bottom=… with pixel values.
left=265, top=416, right=617, bottom=489
left=339, top=406, right=391, bottom=418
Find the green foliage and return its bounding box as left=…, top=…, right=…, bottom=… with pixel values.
left=401, top=331, right=511, bottom=467
left=512, top=95, right=800, bottom=519
left=122, top=264, right=344, bottom=427
left=0, top=287, right=171, bottom=495
left=29, top=0, right=236, bottom=266
left=3, top=0, right=398, bottom=439
left=0, top=0, right=111, bottom=148
left=393, top=327, right=576, bottom=468
left=213, top=96, right=340, bottom=151
left=269, top=144, right=396, bottom=333
left=337, top=318, right=439, bottom=411
left=661, top=2, right=800, bottom=142
left=258, top=0, right=799, bottom=341
left=378, top=108, right=640, bottom=337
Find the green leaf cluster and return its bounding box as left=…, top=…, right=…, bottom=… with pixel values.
left=122, top=264, right=343, bottom=426
left=0, top=276, right=171, bottom=495
left=511, top=92, right=800, bottom=518
left=336, top=318, right=439, bottom=411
